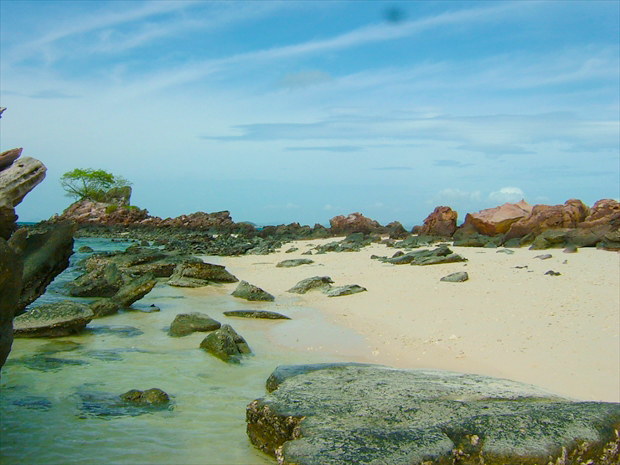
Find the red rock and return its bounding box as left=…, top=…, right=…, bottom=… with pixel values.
left=464, top=200, right=532, bottom=236
left=329, top=213, right=381, bottom=235
left=580, top=199, right=620, bottom=226
left=505, top=199, right=590, bottom=240
left=418, top=206, right=457, bottom=237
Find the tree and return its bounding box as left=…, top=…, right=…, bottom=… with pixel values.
left=60, top=168, right=131, bottom=202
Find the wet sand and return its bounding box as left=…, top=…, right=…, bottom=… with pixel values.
left=209, top=238, right=620, bottom=403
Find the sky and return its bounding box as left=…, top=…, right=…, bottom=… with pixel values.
left=1, top=0, right=618, bottom=227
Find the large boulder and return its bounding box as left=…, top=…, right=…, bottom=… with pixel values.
left=329, top=213, right=381, bottom=236
left=169, top=312, right=221, bottom=337
left=418, top=206, right=458, bottom=237
left=247, top=363, right=620, bottom=465
left=464, top=200, right=532, bottom=236
left=13, top=301, right=93, bottom=338
left=232, top=280, right=275, bottom=302
left=0, top=238, right=23, bottom=368
left=199, top=324, right=251, bottom=363
left=505, top=199, right=590, bottom=240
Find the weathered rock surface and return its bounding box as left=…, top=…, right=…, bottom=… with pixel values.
left=119, top=388, right=170, bottom=404
left=89, top=298, right=121, bottom=318
left=167, top=261, right=238, bottom=287
left=0, top=155, right=46, bottom=210
left=0, top=147, right=23, bottom=171
left=381, top=245, right=467, bottom=266
left=329, top=213, right=381, bottom=235
left=419, top=206, right=458, bottom=237
left=276, top=259, right=314, bottom=268
left=505, top=199, right=590, bottom=240
left=247, top=363, right=620, bottom=465
left=66, top=262, right=124, bottom=297
left=13, top=301, right=94, bottom=338
left=464, top=200, right=532, bottom=236
left=224, top=310, right=291, bottom=320
left=323, top=284, right=367, bottom=297
left=111, top=272, right=157, bottom=307
left=0, top=238, right=23, bottom=368
left=287, top=276, right=334, bottom=294
left=169, top=312, right=221, bottom=337
left=232, top=280, right=275, bottom=302
left=199, top=324, right=251, bottom=363
left=440, top=271, right=469, bottom=282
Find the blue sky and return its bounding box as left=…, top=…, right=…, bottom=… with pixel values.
left=1, top=1, right=618, bottom=226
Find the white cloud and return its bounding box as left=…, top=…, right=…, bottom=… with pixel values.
left=489, top=187, right=525, bottom=204
left=278, top=70, right=333, bottom=89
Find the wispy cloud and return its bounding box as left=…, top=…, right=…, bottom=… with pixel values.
left=278, top=70, right=334, bottom=89
left=433, top=159, right=473, bottom=168
left=286, top=145, right=362, bottom=153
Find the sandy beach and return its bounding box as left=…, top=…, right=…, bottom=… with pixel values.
left=203, top=238, right=620, bottom=403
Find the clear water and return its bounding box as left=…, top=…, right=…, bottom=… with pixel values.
left=1, top=239, right=372, bottom=465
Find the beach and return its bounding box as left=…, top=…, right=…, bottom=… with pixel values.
left=206, top=238, right=620, bottom=403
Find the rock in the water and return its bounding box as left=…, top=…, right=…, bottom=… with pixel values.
left=66, top=262, right=124, bottom=297
left=419, top=206, right=458, bottom=237
left=224, top=310, right=290, bottom=320
left=119, top=388, right=169, bottom=404
left=246, top=363, right=620, bottom=465
left=323, top=284, right=366, bottom=297
left=287, top=276, right=334, bottom=294
left=168, top=261, right=238, bottom=287
left=13, top=301, right=94, bottom=338
left=112, top=272, right=157, bottom=307
left=199, top=324, right=251, bottom=363
left=464, top=200, right=532, bottom=236
left=440, top=271, right=469, bottom=282
left=169, top=312, right=221, bottom=337
left=276, top=259, right=314, bottom=268
left=89, top=298, right=121, bottom=318
left=232, top=280, right=275, bottom=301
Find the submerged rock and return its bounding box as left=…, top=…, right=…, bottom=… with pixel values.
left=169, top=312, right=221, bottom=337
left=224, top=310, right=290, bottom=320
left=119, top=388, right=169, bottom=404
left=200, top=324, right=251, bottom=363
left=13, top=301, right=93, bottom=338
left=247, top=363, right=620, bottom=465
left=287, top=276, right=334, bottom=294
left=232, top=280, right=275, bottom=302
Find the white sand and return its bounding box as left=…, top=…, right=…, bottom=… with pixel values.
left=207, top=238, right=619, bottom=402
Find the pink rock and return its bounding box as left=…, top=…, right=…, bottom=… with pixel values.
left=464, top=200, right=532, bottom=236
left=505, top=199, right=590, bottom=240
left=418, top=206, right=458, bottom=237
left=329, top=213, right=381, bottom=235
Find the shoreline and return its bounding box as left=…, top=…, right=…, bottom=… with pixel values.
left=211, top=237, right=620, bottom=402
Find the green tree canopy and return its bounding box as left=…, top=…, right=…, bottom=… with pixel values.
left=60, top=168, right=132, bottom=202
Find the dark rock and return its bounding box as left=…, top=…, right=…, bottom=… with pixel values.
left=66, top=262, right=124, bottom=297
left=90, top=298, right=121, bottom=318
left=111, top=272, right=157, bottom=307
left=545, top=270, right=561, bottom=276
left=386, top=221, right=408, bottom=239
left=323, top=284, right=366, bottom=297
left=0, top=237, right=23, bottom=368
left=167, top=261, right=238, bottom=287
left=78, top=387, right=171, bottom=418
left=276, top=259, right=314, bottom=268
left=232, top=280, right=275, bottom=301
left=6, top=354, right=89, bottom=372
left=169, top=312, right=221, bottom=337
left=13, top=301, right=94, bottom=338
left=287, top=276, right=334, bottom=294
left=246, top=363, right=620, bottom=465
left=301, top=250, right=313, bottom=255
left=78, top=245, right=94, bottom=253
left=419, top=206, right=458, bottom=237
left=285, top=247, right=298, bottom=253
left=383, top=246, right=467, bottom=266
left=199, top=324, right=251, bottom=363
left=224, top=310, right=290, bottom=320
left=495, top=248, right=514, bottom=254
left=119, top=388, right=169, bottom=404
left=440, top=271, right=469, bottom=282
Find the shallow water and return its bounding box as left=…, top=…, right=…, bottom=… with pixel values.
left=1, top=239, right=371, bottom=465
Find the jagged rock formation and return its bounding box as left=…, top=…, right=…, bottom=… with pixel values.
left=329, top=212, right=382, bottom=235
left=419, top=206, right=458, bottom=237
left=464, top=200, right=532, bottom=236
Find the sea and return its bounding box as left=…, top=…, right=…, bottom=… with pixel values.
left=0, top=238, right=370, bottom=465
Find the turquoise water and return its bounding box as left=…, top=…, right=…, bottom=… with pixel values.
left=1, top=239, right=371, bottom=465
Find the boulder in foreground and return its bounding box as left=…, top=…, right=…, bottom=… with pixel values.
left=247, top=363, right=620, bottom=465
left=200, top=324, right=251, bottom=363
left=13, top=301, right=93, bottom=337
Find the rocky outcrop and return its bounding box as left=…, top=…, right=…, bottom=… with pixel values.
left=66, top=262, right=124, bottom=297
left=247, top=363, right=620, bottom=465
left=13, top=301, right=93, bottom=337
left=418, top=206, right=458, bottom=237
left=224, top=310, right=291, bottom=320
left=329, top=213, right=381, bottom=236
left=56, top=199, right=148, bottom=226
left=0, top=238, right=23, bottom=367
left=199, top=324, right=251, bottom=363
left=232, top=280, right=275, bottom=302
left=464, top=200, right=532, bottom=236
left=110, top=272, right=157, bottom=307
left=169, top=312, right=221, bottom=337
left=505, top=199, right=590, bottom=240
left=167, top=261, right=238, bottom=287
left=381, top=245, right=467, bottom=266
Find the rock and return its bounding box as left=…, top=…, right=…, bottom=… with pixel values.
left=534, top=254, right=552, bottom=260
left=246, top=363, right=620, bottom=465
left=383, top=246, right=467, bottom=266
left=323, top=284, right=366, bottom=297
left=464, top=200, right=532, bottom=236
left=167, top=261, right=237, bottom=287
left=66, top=262, right=124, bottom=297
left=199, top=324, right=251, bottom=363
left=169, top=312, right=221, bottom=337
left=90, top=299, right=121, bottom=318
left=452, top=234, right=496, bottom=248
left=581, top=198, right=620, bottom=225
left=119, top=388, right=169, bottom=404
left=329, top=212, right=382, bottom=235
left=0, top=238, right=23, bottom=368
left=495, top=248, right=514, bottom=254
left=13, top=301, right=94, bottom=337
left=0, top=155, right=46, bottom=210
left=78, top=245, right=94, bottom=253
left=224, top=310, right=291, bottom=320
left=287, top=276, right=334, bottom=294
left=19, top=222, right=76, bottom=311
left=276, top=259, right=314, bottom=268
left=232, top=280, right=275, bottom=301
left=545, top=270, right=561, bottom=276
left=0, top=147, right=23, bottom=171
left=419, top=206, right=458, bottom=237
left=563, top=244, right=578, bottom=253
left=285, top=247, right=298, bottom=253
left=505, top=199, right=590, bottom=240
left=386, top=221, right=409, bottom=239
left=301, top=250, right=313, bottom=255
left=440, top=271, right=469, bottom=282
left=111, top=272, right=157, bottom=307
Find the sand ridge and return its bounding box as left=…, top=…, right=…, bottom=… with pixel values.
left=207, top=238, right=619, bottom=402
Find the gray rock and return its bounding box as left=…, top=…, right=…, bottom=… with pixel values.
left=90, top=298, right=121, bottom=318
left=496, top=248, right=515, bottom=254
left=287, top=276, right=334, bottom=294
left=382, top=246, right=467, bottom=266
left=169, top=312, right=221, bottom=337
left=0, top=155, right=46, bottom=210
left=111, top=272, right=157, bottom=307
left=440, top=271, right=469, bottom=282
left=276, top=259, right=314, bottom=268
left=66, top=262, right=124, bottom=297
left=199, top=324, right=251, bottom=363
left=232, top=280, right=275, bottom=301
left=534, top=254, right=553, bottom=260
left=563, top=244, right=578, bottom=253
left=119, top=388, right=169, bottom=404
left=13, top=301, right=94, bottom=338
left=247, top=363, right=620, bottom=465
left=224, top=310, right=290, bottom=320
left=323, top=284, right=366, bottom=297
left=285, top=247, right=298, bottom=253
